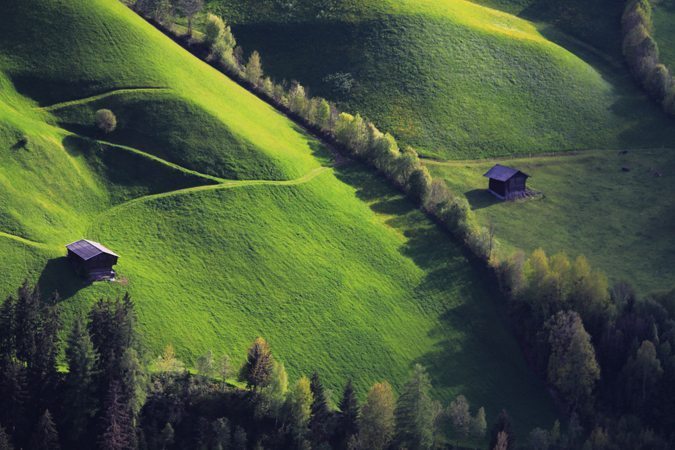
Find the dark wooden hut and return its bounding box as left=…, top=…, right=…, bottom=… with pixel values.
left=483, top=164, right=529, bottom=200
left=66, top=239, right=118, bottom=281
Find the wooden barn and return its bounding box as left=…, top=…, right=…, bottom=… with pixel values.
left=66, top=239, right=119, bottom=281
left=483, top=164, right=529, bottom=200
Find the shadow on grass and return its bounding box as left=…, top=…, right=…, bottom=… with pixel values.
left=465, top=189, right=501, bottom=210
left=37, top=257, right=89, bottom=302
left=332, top=162, right=556, bottom=430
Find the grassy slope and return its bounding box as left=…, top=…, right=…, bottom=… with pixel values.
left=653, top=0, right=675, bottom=70
left=0, top=0, right=557, bottom=433
left=209, top=0, right=675, bottom=159
left=427, top=149, right=675, bottom=293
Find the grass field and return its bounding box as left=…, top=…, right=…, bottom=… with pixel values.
left=206, top=0, right=675, bottom=159
left=653, top=0, right=675, bottom=70
left=426, top=149, right=675, bottom=294
left=0, top=0, right=560, bottom=435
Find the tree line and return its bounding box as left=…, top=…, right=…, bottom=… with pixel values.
left=622, top=0, right=675, bottom=115
left=124, top=2, right=675, bottom=447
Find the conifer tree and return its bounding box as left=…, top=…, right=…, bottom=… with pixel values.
left=471, top=407, right=487, bottom=438
left=99, top=381, right=134, bottom=450
left=29, top=410, right=60, bottom=450
left=232, top=426, right=247, bottom=450
left=336, top=379, right=359, bottom=449
left=0, top=358, right=27, bottom=439
left=0, top=425, right=12, bottom=450
left=211, top=418, right=231, bottom=450
left=489, top=410, right=515, bottom=450
left=309, top=372, right=332, bottom=445
left=158, top=422, right=174, bottom=450
left=394, top=364, right=435, bottom=450
left=0, top=295, right=16, bottom=358
left=239, top=337, right=274, bottom=389
left=62, top=317, right=99, bottom=447
left=358, top=382, right=394, bottom=450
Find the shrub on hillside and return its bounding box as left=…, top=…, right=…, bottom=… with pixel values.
left=204, top=13, right=225, bottom=46
left=95, top=109, right=117, bottom=134
left=244, top=51, right=263, bottom=87
left=647, top=64, right=672, bottom=101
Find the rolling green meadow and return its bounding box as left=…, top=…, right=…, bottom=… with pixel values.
left=208, top=0, right=675, bottom=159
left=0, top=0, right=564, bottom=435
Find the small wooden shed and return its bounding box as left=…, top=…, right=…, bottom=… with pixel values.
left=483, top=164, right=529, bottom=200
left=66, top=239, right=119, bottom=281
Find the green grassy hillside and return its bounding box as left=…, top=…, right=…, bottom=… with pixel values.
left=653, top=0, right=675, bottom=69
left=208, top=0, right=675, bottom=159
left=0, top=0, right=558, bottom=433
left=427, top=149, right=675, bottom=294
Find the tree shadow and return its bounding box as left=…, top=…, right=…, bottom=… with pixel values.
left=332, top=162, right=557, bottom=431
left=37, top=257, right=89, bottom=302
left=465, top=189, right=501, bottom=210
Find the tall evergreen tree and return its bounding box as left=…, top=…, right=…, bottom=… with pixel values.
left=62, top=317, right=99, bottom=447
left=394, top=364, right=435, bottom=450
left=489, top=410, right=515, bottom=450
left=99, top=381, right=134, bottom=450
left=0, top=425, right=12, bottom=450
left=309, top=371, right=332, bottom=445
left=335, top=379, right=359, bottom=449
left=29, top=410, right=60, bottom=450
left=0, top=353, right=28, bottom=439
left=232, top=426, right=247, bottom=450
left=0, top=295, right=16, bottom=358
left=239, top=337, right=274, bottom=389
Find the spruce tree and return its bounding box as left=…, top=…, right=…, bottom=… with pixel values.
left=309, top=371, right=332, bottom=445
left=211, top=418, right=231, bottom=450
left=29, top=410, right=60, bottom=450
left=0, top=425, right=12, bottom=450
left=0, top=354, right=28, bottom=439
left=99, top=381, right=134, bottom=450
left=232, top=426, right=247, bottom=450
left=336, top=379, right=359, bottom=449
left=239, top=337, right=274, bottom=389
left=489, top=410, right=515, bottom=450
left=0, top=296, right=16, bottom=358
left=62, top=317, right=99, bottom=447
left=394, top=364, right=435, bottom=450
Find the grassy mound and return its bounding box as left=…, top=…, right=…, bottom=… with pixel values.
left=208, top=0, right=675, bottom=159
left=0, top=0, right=558, bottom=433
left=427, top=149, right=675, bottom=294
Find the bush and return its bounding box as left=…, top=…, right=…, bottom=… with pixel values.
left=408, top=167, right=432, bottom=204
left=95, top=109, right=117, bottom=134
left=647, top=64, right=672, bottom=101
left=244, top=51, right=263, bottom=86
left=204, top=13, right=225, bottom=47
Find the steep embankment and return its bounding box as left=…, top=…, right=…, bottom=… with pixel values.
left=209, top=0, right=675, bottom=159
left=0, top=0, right=557, bottom=432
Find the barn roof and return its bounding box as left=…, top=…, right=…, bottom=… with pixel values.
left=66, top=239, right=118, bottom=260
left=483, top=164, right=529, bottom=182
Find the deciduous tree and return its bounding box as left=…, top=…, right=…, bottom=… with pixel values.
left=357, top=382, right=394, bottom=450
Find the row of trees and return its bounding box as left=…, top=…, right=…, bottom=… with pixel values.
left=622, top=0, right=675, bottom=115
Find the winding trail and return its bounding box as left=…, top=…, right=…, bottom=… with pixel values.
left=38, top=87, right=171, bottom=111
left=94, top=138, right=226, bottom=183
left=88, top=166, right=330, bottom=233
left=0, top=231, right=53, bottom=250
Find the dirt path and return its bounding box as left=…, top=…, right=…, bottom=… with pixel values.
left=38, top=87, right=171, bottom=111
